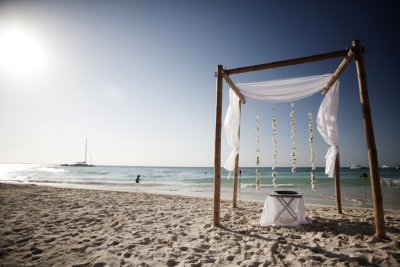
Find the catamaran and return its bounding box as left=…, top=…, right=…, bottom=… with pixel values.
left=61, top=138, right=94, bottom=167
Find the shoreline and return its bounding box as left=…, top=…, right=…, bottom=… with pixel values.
left=3, top=180, right=398, bottom=212
left=1, top=183, right=400, bottom=266
left=2, top=163, right=399, bottom=212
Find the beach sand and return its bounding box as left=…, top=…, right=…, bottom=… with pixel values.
left=1, top=183, right=399, bottom=266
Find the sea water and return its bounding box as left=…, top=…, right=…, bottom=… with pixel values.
left=1, top=163, right=399, bottom=210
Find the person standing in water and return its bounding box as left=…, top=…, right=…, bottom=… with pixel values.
left=135, top=175, right=141, bottom=183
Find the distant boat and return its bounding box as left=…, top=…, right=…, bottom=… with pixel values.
left=350, top=164, right=362, bottom=170
left=61, top=138, right=94, bottom=167
left=382, top=165, right=390, bottom=169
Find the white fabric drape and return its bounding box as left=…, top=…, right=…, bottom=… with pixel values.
left=317, top=81, right=340, bottom=177
left=223, top=90, right=241, bottom=172
left=236, top=74, right=333, bottom=103
left=223, top=73, right=339, bottom=177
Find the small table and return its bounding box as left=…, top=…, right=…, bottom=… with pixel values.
left=260, top=191, right=308, bottom=226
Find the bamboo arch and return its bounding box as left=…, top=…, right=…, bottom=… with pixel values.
left=213, top=40, right=385, bottom=238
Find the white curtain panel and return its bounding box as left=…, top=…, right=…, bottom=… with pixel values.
left=223, top=90, right=241, bottom=171
left=317, top=81, right=340, bottom=177
left=223, top=73, right=339, bottom=177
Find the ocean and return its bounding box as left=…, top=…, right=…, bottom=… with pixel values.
left=1, top=163, right=399, bottom=210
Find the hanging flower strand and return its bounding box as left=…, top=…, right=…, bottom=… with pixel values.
left=255, top=108, right=260, bottom=191
left=309, top=112, right=317, bottom=190
left=290, top=103, right=297, bottom=173
left=271, top=107, right=277, bottom=188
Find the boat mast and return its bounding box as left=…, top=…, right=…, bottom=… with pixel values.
left=84, top=138, right=87, bottom=164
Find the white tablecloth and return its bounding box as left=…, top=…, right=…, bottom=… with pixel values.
left=260, top=191, right=308, bottom=226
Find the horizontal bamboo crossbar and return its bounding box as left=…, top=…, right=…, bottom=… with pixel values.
left=225, top=49, right=350, bottom=75
left=223, top=74, right=246, bottom=104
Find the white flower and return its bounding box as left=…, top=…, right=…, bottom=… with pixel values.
left=309, top=112, right=317, bottom=190
left=271, top=108, right=280, bottom=187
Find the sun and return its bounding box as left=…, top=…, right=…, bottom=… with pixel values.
left=0, top=24, right=47, bottom=77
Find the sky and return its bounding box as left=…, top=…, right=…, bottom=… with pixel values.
left=0, top=0, right=399, bottom=167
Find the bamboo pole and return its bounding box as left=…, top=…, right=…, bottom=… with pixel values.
left=225, top=49, right=349, bottom=75
left=353, top=40, right=385, bottom=238
left=322, top=49, right=356, bottom=95
left=232, top=103, right=241, bottom=208
left=223, top=74, right=246, bottom=104
left=213, top=65, right=223, bottom=226
left=334, top=153, right=342, bottom=214
left=232, top=154, right=239, bottom=208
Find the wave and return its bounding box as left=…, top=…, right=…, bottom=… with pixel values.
left=0, top=163, right=39, bottom=175
left=80, top=171, right=110, bottom=175
left=31, top=180, right=136, bottom=187
left=241, top=183, right=295, bottom=188
left=0, top=175, right=30, bottom=182
left=38, top=167, right=66, bottom=173
left=343, top=197, right=363, bottom=204
left=381, top=178, right=400, bottom=186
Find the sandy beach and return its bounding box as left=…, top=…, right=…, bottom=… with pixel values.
left=1, top=183, right=399, bottom=266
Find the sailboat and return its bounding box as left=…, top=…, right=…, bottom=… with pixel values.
left=61, top=138, right=94, bottom=167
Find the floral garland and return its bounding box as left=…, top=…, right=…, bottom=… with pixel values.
left=290, top=103, right=297, bottom=173
left=255, top=108, right=260, bottom=191
left=309, top=112, right=317, bottom=190
left=271, top=107, right=277, bottom=188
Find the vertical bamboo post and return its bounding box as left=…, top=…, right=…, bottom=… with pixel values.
left=232, top=155, right=239, bottom=207
left=232, top=103, right=241, bottom=208
left=213, top=65, right=223, bottom=226
left=353, top=40, right=385, bottom=238
left=334, top=153, right=342, bottom=214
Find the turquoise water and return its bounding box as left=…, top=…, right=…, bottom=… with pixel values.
left=1, top=164, right=399, bottom=210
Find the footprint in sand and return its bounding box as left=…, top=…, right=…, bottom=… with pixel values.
left=124, top=252, right=132, bottom=258
left=31, top=255, right=42, bottom=262
left=126, top=244, right=135, bottom=249
left=71, top=246, right=88, bottom=253
left=111, top=241, right=120, bottom=246
left=93, top=238, right=105, bottom=246
left=16, top=236, right=31, bottom=244
left=31, top=247, right=44, bottom=255
left=44, top=237, right=56, bottom=244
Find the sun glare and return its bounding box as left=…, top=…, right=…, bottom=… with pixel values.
left=0, top=24, right=47, bottom=77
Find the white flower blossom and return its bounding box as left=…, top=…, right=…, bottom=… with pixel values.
left=309, top=113, right=317, bottom=190
left=290, top=103, right=297, bottom=172
left=271, top=109, right=278, bottom=188
left=255, top=108, right=261, bottom=191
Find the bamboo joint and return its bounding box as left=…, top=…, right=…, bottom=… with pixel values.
left=223, top=73, right=246, bottom=104
left=322, top=46, right=365, bottom=95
